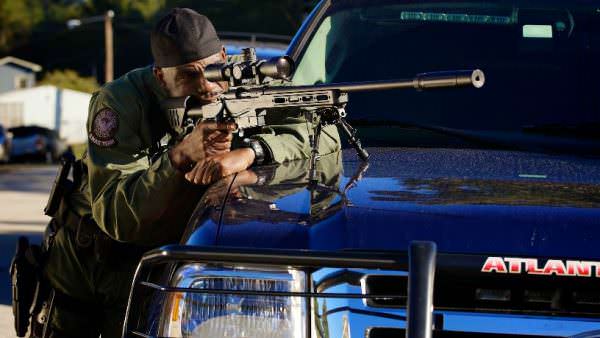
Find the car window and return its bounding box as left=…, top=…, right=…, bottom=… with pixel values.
left=9, top=128, right=37, bottom=137
left=292, top=1, right=600, bottom=153
left=9, top=127, right=54, bottom=138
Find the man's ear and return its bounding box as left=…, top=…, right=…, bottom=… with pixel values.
left=153, top=66, right=167, bottom=88
left=220, top=46, right=227, bottom=62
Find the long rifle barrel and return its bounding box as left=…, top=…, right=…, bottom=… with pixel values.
left=262, top=69, right=484, bottom=94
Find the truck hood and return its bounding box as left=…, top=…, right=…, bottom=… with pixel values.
left=184, top=148, right=600, bottom=259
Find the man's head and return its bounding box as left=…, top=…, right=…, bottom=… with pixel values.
left=151, top=8, right=227, bottom=102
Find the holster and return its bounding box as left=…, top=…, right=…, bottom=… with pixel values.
left=10, top=236, right=49, bottom=337
left=28, top=284, right=54, bottom=338
left=11, top=153, right=74, bottom=337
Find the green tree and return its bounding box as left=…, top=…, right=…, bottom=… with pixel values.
left=46, top=0, right=85, bottom=22
left=128, top=0, right=165, bottom=20
left=84, top=0, right=165, bottom=20
left=0, top=0, right=44, bottom=52
left=39, top=69, right=100, bottom=93
left=162, top=0, right=304, bottom=35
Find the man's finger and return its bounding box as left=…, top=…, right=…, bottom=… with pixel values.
left=200, top=159, right=221, bottom=185
left=204, top=131, right=233, bottom=145
left=194, top=161, right=212, bottom=185
left=200, top=161, right=217, bottom=185
left=215, top=122, right=237, bottom=132
left=205, top=162, right=223, bottom=184
left=212, top=132, right=233, bottom=143
left=185, top=164, right=199, bottom=182
left=206, top=148, right=229, bottom=157
left=208, top=141, right=232, bottom=151
left=199, top=121, right=237, bottom=132
left=207, top=149, right=229, bottom=157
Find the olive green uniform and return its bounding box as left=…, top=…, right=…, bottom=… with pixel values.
left=43, top=65, right=340, bottom=337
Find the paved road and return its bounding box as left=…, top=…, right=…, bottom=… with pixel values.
left=0, top=164, right=56, bottom=338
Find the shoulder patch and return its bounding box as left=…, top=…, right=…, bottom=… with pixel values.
left=89, top=109, right=119, bottom=147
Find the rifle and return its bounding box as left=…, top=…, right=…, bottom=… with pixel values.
left=161, top=48, right=485, bottom=180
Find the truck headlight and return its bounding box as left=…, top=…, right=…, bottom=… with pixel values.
left=161, top=264, right=307, bottom=338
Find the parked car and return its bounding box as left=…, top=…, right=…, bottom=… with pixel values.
left=8, top=126, right=68, bottom=163
left=225, top=44, right=288, bottom=60
left=0, top=124, right=11, bottom=162
left=221, top=31, right=290, bottom=59
left=123, top=1, right=600, bottom=337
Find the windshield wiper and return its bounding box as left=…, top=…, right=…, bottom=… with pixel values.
left=404, top=123, right=518, bottom=149
left=352, top=119, right=520, bottom=150
left=353, top=120, right=600, bottom=157
left=413, top=124, right=600, bottom=157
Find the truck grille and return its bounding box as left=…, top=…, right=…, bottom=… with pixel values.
left=367, top=328, right=561, bottom=338
left=362, top=274, right=600, bottom=317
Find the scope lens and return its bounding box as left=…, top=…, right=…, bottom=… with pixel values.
left=258, top=56, right=294, bottom=79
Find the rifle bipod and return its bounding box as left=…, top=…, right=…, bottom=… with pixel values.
left=307, top=107, right=369, bottom=184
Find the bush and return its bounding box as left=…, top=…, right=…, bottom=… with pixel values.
left=39, top=69, right=100, bottom=93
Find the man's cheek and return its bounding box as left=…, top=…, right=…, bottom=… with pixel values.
left=219, top=81, right=229, bottom=91
left=180, top=83, right=198, bottom=97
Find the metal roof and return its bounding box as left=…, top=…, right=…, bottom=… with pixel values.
left=0, top=56, right=42, bottom=72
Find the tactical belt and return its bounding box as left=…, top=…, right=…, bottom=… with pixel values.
left=60, top=208, right=150, bottom=264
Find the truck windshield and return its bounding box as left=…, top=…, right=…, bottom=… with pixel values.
left=292, top=1, right=600, bottom=155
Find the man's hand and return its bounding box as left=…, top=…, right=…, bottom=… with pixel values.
left=185, top=148, right=255, bottom=185
left=169, top=121, right=235, bottom=171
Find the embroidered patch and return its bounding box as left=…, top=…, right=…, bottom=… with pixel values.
left=89, top=109, right=119, bottom=147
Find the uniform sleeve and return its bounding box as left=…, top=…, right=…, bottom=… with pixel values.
left=86, top=91, right=190, bottom=245
left=249, top=111, right=341, bottom=164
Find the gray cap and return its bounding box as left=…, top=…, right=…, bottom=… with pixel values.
left=151, top=8, right=222, bottom=67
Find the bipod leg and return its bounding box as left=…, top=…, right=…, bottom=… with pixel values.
left=309, top=122, right=322, bottom=185
left=337, top=118, right=369, bottom=161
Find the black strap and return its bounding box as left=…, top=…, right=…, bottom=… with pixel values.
left=143, top=78, right=171, bottom=158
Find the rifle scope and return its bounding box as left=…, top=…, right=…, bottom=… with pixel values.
left=204, top=47, right=294, bottom=85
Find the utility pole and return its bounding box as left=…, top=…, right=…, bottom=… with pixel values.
left=104, top=10, right=114, bottom=83
left=67, top=10, right=115, bottom=84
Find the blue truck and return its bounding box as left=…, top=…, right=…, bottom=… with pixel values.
left=123, top=1, right=600, bottom=337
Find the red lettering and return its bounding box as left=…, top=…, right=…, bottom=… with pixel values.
left=543, top=260, right=567, bottom=276
left=566, top=261, right=591, bottom=277
left=504, top=257, right=525, bottom=273
left=482, top=257, right=507, bottom=273
left=525, top=259, right=545, bottom=274
left=483, top=257, right=600, bottom=278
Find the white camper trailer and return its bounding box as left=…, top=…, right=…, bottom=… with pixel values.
left=0, top=85, right=91, bottom=144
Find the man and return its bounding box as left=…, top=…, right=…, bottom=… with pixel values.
left=37, top=8, right=340, bottom=338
